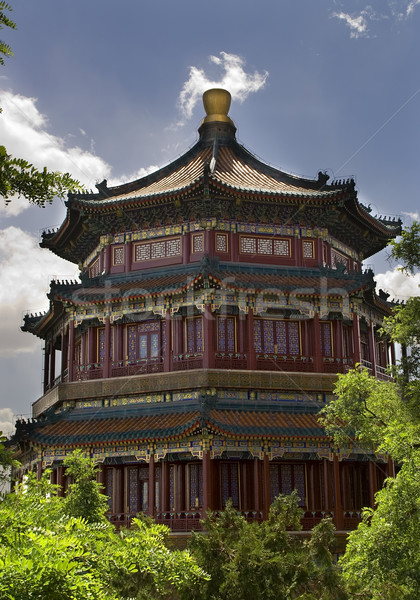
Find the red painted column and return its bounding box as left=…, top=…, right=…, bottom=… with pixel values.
left=56, top=466, right=64, bottom=497
left=203, top=304, right=215, bottom=368
left=68, top=320, right=75, bottom=382
left=336, top=320, right=343, bottom=361
left=103, top=317, right=111, bottom=378
left=182, top=233, right=190, bottom=264
left=323, top=459, right=330, bottom=513
left=114, top=468, right=123, bottom=515
left=262, top=453, right=270, bottom=520
left=247, top=308, right=256, bottom=370
left=313, top=313, right=323, bottom=372
left=49, top=341, right=56, bottom=388
left=333, top=455, right=344, bottom=529
left=97, top=463, right=106, bottom=493
left=368, top=322, right=377, bottom=375
left=173, top=316, right=183, bottom=357
left=37, top=460, right=43, bottom=480
left=161, top=461, right=168, bottom=513
left=164, top=309, right=172, bottom=372
left=202, top=450, right=212, bottom=516
left=148, top=454, right=155, bottom=517
left=124, top=241, right=132, bottom=273
left=368, top=461, right=377, bottom=508
left=87, top=326, right=95, bottom=366
left=387, top=456, right=395, bottom=478
left=253, top=458, right=260, bottom=512
left=353, top=313, right=361, bottom=365
left=61, top=327, right=68, bottom=379
left=43, top=342, right=50, bottom=392
left=104, top=244, right=111, bottom=273
left=80, top=332, right=86, bottom=372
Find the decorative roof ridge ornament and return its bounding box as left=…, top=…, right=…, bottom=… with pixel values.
left=198, top=88, right=237, bottom=142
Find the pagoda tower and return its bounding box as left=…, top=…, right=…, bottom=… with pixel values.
left=15, top=89, right=400, bottom=534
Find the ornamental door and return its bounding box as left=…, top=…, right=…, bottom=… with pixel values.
left=126, top=466, right=149, bottom=515
left=269, top=463, right=306, bottom=507
left=221, top=462, right=240, bottom=509
left=254, top=319, right=300, bottom=356
left=127, top=321, right=164, bottom=363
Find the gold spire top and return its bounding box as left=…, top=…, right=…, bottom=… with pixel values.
left=202, top=88, right=234, bottom=125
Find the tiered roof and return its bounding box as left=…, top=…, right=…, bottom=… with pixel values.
left=40, top=89, right=401, bottom=264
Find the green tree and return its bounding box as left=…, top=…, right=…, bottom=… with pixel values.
left=0, top=2, right=83, bottom=206
left=0, top=454, right=207, bottom=600
left=320, top=221, right=420, bottom=599
left=62, top=450, right=109, bottom=523
left=185, top=494, right=346, bottom=600
left=0, top=2, right=14, bottom=64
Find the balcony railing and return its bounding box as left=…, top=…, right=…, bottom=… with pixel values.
left=215, top=352, right=247, bottom=369
left=107, top=509, right=359, bottom=532
left=172, top=354, right=204, bottom=370
left=256, top=355, right=315, bottom=372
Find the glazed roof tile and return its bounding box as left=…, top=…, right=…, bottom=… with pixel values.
left=208, top=409, right=325, bottom=438
left=49, top=263, right=371, bottom=306
left=211, top=146, right=335, bottom=196
left=33, top=410, right=201, bottom=445
left=19, top=403, right=327, bottom=447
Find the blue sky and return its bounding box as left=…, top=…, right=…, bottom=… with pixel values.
left=0, top=0, right=420, bottom=432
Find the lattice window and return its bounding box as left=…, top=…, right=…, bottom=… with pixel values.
left=240, top=236, right=257, bottom=254
left=134, top=237, right=181, bottom=262
left=192, top=233, right=204, bottom=253
left=186, top=317, right=203, bottom=354
left=217, top=316, right=236, bottom=352
left=221, top=463, right=239, bottom=508
left=274, top=239, right=290, bottom=256
left=241, top=235, right=291, bottom=257
left=254, top=319, right=301, bottom=355
left=216, top=233, right=228, bottom=253
left=113, top=246, right=124, bottom=266
left=135, top=243, right=151, bottom=261
left=189, top=463, right=203, bottom=508
left=169, top=464, right=175, bottom=511
left=269, top=463, right=306, bottom=506
left=263, top=319, right=275, bottom=353
left=303, top=240, right=314, bottom=259
left=258, top=238, right=272, bottom=254
left=166, top=237, right=181, bottom=257
left=128, top=467, right=139, bottom=513
left=138, top=466, right=149, bottom=513
left=331, top=249, right=349, bottom=271
left=151, top=240, right=166, bottom=259
left=98, top=328, right=105, bottom=363
left=320, top=321, right=333, bottom=357
left=89, top=258, right=100, bottom=278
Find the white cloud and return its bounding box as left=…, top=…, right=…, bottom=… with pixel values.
left=402, top=211, right=419, bottom=222
left=375, top=267, right=420, bottom=301
left=109, top=164, right=160, bottom=187
left=0, top=90, right=112, bottom=216
left=177, top=52, right=268, bottom=122
left=405, top=0, right=420, bottom=16
left=0, top=226, right=79, bottom=357
left=0, top=408, right=14, bottom=437
left=332, top=11, right=369, bottom=38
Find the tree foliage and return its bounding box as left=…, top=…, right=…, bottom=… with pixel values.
left=0, top=3, right=83, bottom=206
left=0, top=2, right=15, bottom=65
left=0, top=454, right=207, bottom=600
left=185, top=494, right=347, bottom=600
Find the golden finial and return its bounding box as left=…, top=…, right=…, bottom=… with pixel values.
left=202, top=88, right=234, bottom=125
